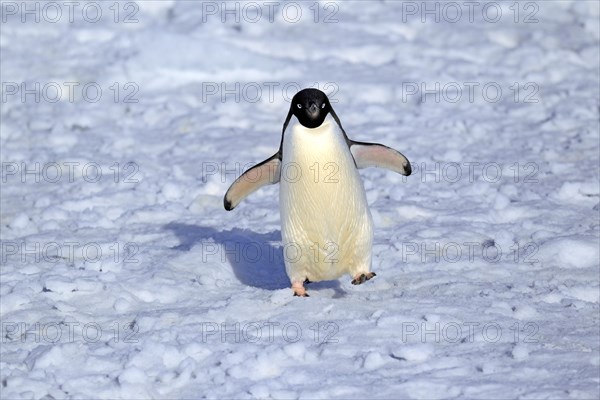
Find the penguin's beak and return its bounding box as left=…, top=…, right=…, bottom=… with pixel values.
left=307, top=103, right=319, bottom=118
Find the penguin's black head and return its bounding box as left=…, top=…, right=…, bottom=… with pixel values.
left=290, top=88, right=331, bottom=129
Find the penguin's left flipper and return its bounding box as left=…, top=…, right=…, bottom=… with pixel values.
left=224, top=153, right=281, bottom=211
left=350, top=142, right=412, bottom=176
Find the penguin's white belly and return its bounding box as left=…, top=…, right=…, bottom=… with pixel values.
left=279, top=117, right=373, bottom=282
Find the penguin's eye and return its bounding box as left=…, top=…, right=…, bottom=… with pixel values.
left=321, top=103, right=326, bottom=109
left=297, top=104, right=302, bottom=109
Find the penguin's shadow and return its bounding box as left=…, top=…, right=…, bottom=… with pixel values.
left=163, top=222, right=345, bottom=297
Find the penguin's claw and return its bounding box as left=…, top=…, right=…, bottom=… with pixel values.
left=292, top=283, right=309, bottom=297
left=351, top=272, right=376, bottom=285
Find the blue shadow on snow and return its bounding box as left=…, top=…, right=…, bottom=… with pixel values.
left=164, top=222, right=344, bottom=296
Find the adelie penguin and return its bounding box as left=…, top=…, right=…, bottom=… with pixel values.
left=224, top=88, right=411, bottom=297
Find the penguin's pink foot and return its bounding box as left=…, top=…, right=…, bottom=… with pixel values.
left=292, top=282, right=309, bottom=297
left=351, top=272, right=376, bottom=285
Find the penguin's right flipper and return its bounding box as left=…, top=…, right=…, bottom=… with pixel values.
left=224, top=154, right=281, bottom=211
left=349, top=142, right=412, bottom=176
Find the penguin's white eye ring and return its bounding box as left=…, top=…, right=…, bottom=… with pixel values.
left=297, top=104, right=302, bottom=109
left=321, top=103, right=326, bottom=109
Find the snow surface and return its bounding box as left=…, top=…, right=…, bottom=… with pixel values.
left=1, top=0, right=599, bottom=399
